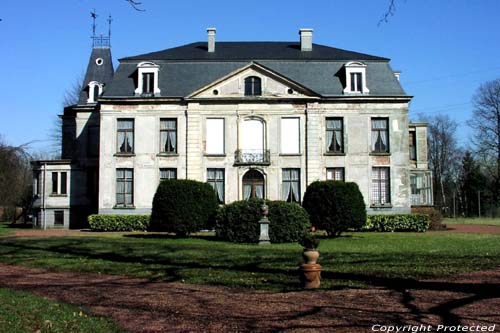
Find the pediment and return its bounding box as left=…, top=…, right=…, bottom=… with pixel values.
left=187, top=62, right=319, bottom=99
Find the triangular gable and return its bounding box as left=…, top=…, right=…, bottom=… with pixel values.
left=186, top=62, right=320, bottom=99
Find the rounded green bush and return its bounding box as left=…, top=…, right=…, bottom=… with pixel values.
left=215, top=199, right=310, bottom=243
left=302, top=181, right=366, bottom=237
left=149, top=179, right=219, bottom=236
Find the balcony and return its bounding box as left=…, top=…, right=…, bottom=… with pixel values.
left=234, top=149, right=270, bottom=166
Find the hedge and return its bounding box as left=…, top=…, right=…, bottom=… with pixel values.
left=303, top=181, right=366, bottom=237
left=88, top=214, right=150, bottom=231
left=215, top=199, right=310, bottom=243
left=149, top=179, right=219, bottom=236
left=363, top=214, right=430, bottom=232
left=411, top=206, right=445, bottom=230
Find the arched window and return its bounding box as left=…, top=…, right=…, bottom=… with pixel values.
left=243, top=169, right=265, bottom=199
left=244, top=76, right=262, bottom=96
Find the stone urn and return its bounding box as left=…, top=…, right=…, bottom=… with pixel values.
left=299, top=231, right=321, bottom=289
left=302, top=249, right=320, bottom=264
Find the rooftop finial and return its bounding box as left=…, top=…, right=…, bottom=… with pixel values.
left=90, top=10, right=110, bottom=49
left=91, top=9, right=97, bottom=38
left=107, top=15, right=113, bottom=41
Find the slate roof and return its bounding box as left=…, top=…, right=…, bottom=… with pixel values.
left=79, top=47, right=114, bottom=104
left=120, top=42, right=389, bottom=62
left=104, top=42, right=407, bottom=98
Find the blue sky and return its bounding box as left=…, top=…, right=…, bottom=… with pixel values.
left=1, top=0, right=499, bottom=153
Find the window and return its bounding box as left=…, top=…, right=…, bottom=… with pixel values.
left=134, top=62, right=160, bottom=96
left=207, top=169, right=225, bottom=204
left=326, top=118, right=343, bottom=153
left=350, top=73, right=362, bottom=92
left=282, top=169, right=300, bottom=203
left=244, top=76, right=262, bottom=96
left=117, top=119, right=134, bottom=154
left=206, top=118, right=224, bottom=155
left=160, top=168, right=177, bottom=181
left=142, top=73, right=154, bottom=95
left=371, top=118, right=389, bottom=153
left=87, top=81, right=103, bottom=103
left=54, top=211, right=64, bottom=226
left=160, top=119, right=177, bottom=153
left=409, top=130, right=417, bottom=161
left=51, top=172, right=67, bottom=195
left=33, top=171, right=41, bottom=196
left=326, top=167, right=345, bottom=181
left=243, top=169, right=265, bottom=200
left=371, top=167, right=390, bottom=205
left=410, top=172, right=433, bottom=206
left=116, top=169, right=134, bottom=207
left=281, top=118, right=300, bottom=154
left=343, top=61, right=369, bottom=94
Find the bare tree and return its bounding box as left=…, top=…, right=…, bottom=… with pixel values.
left=125, top=0, right=145, bottom=11
left=419, top=114, right=461, bottom=213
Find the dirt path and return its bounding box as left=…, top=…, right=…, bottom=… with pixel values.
left=439, top=224, right=500, bottom=234
left=0, top=264, right=499, bottom=332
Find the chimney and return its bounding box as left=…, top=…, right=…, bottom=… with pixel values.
left=207, top=27, right=216, bottom=53
left=299, top=28, right=313, bottom=52
left=393, top=70, right=401, bottom=81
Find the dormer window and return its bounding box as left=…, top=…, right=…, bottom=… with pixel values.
left=135, top=62, right=160, bottom=97
left=244, top=76, right=262, bottom=96
left=343, top=61, right=369, bottom=94
left=87, top=81, right=104, bottom=104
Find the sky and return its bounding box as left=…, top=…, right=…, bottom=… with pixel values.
left=1, top=0, right=499, bottom=153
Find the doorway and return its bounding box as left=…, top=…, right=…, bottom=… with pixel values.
left=242, top=169, right=265, bottom=199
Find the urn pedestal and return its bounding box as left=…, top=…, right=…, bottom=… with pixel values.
left=299, top=263, right=322, bottom=289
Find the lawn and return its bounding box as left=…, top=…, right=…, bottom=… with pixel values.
left=0, top=288, right=123, bottom=333
left=0, top=232, right=499, bottom=291
left=444, top=217, right=500, bottom=226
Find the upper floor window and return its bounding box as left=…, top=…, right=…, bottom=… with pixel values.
left=343, top=61, right=369, bottom=94
left=160, top=119, right=177, bottom=154
left=244, top=76, right=262, bottom=96
left=51, top=172, right=67, bottom=195
left=134, top=62, right=161, bottom=97
left=117, top=119, right=134, bottom=154
left=281, top=118, right=300, bottom=154
left=371, top=118, right=389, bottom=153
left=87, top=81, right=104, bottom=104
left=326, top=118, right=343, bottom=153
left=206, top=118, right=225, bottom=155
left=409, top=130, right=417, bottom=161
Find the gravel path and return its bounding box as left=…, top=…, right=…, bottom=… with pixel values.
left=0, top=264, right=499, bottom=332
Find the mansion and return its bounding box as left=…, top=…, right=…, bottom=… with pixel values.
left=32, top=28, right=432, bottom=228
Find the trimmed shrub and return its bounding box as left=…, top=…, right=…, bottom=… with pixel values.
left=215, top=199, right=310, bottom=243
left=364, top=214, right=430, bottom=232
left=149, top=179, right=219, bottom=236
left=88, top=214, right=150, bottom=231
left=411, top=206, right=445, bottom=230
left=302, top=181, right=366, bottom=237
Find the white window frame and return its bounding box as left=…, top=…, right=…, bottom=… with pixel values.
left=87, top=81, right=104, bottom=103
left=280, top=117, right=300, bottom=155
left=343, top=61, right=369, bottom=94
left=134, top=62, right=161, bottom=96
left=205, top=118, right=225, bottom=155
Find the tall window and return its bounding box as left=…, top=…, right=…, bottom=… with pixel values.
left=350, top=73, right=362, bottom=92
left=281, top=118, right=300, bottom=154
left=244, top=76, right=262, bottom=96
left=371, top=118, right=389, bottom=153
left=142, top=72, right=154, bottom=95
left=371, top=167, right=390, bottom=205
left=243, top=169, right=265, bottom=200
left=409, top=130, right=417, bottom=161
left=326, top=167, right=345, bottom=181
left=160, top=168, right=177, bottom=181
left=326, top=118, right=344, bottom=153
left=117, top=119, right=134, bottom=154
left=207, top=169, right=225, bottom=204
left=51, top=172, right=67, bottom=195
left=282, top=169, right=300, bottom=203
left=116, top=169, right=134, bottom=207
left=160, top=119, right=177, bottom=153
left=206, top=118, right=224, bottom=155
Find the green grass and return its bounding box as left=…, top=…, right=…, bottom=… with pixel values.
left=0, top=232, right=499, bottom=291
left=0, top=288, right=123, bottom=333
left=444, top=217, right=500, bottom=226
left=0, top=222, right=30, bottom=236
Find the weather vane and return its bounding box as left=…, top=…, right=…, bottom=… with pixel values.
left=107, top=15, right=113, bottom=40
left=91, top=9, right=98, bottom=38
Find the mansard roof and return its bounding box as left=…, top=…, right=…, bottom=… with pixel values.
left=120, top=42, right=389, bottom=62
left=104, top=42, right=407, bottom=99
left=78, top=47, right=114, bottom=104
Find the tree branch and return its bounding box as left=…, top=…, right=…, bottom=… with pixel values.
left=125, top=0, right=145, bottom=11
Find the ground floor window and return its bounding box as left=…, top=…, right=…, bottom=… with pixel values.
left=410, top=171, right=433, bottom=206
left=371, top=167, right=390, bottom=205
left=160, top=168, right=177, bottom=181
left=282, top=168, right=300, bottom=203
left=326, top=167, right=345, bottom=181
left=116, top=169, right=134, bottom=207
left=54, top=210, right=64, bottom=226
left=243, top=169, right=265, bottom=200
left=207, top=168, right=225, bottom=204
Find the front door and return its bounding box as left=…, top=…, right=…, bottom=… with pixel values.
left=243, top=169, right=265, bottom=199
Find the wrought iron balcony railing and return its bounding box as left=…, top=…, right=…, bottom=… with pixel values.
left=234, top=149, right=270, bottom=165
